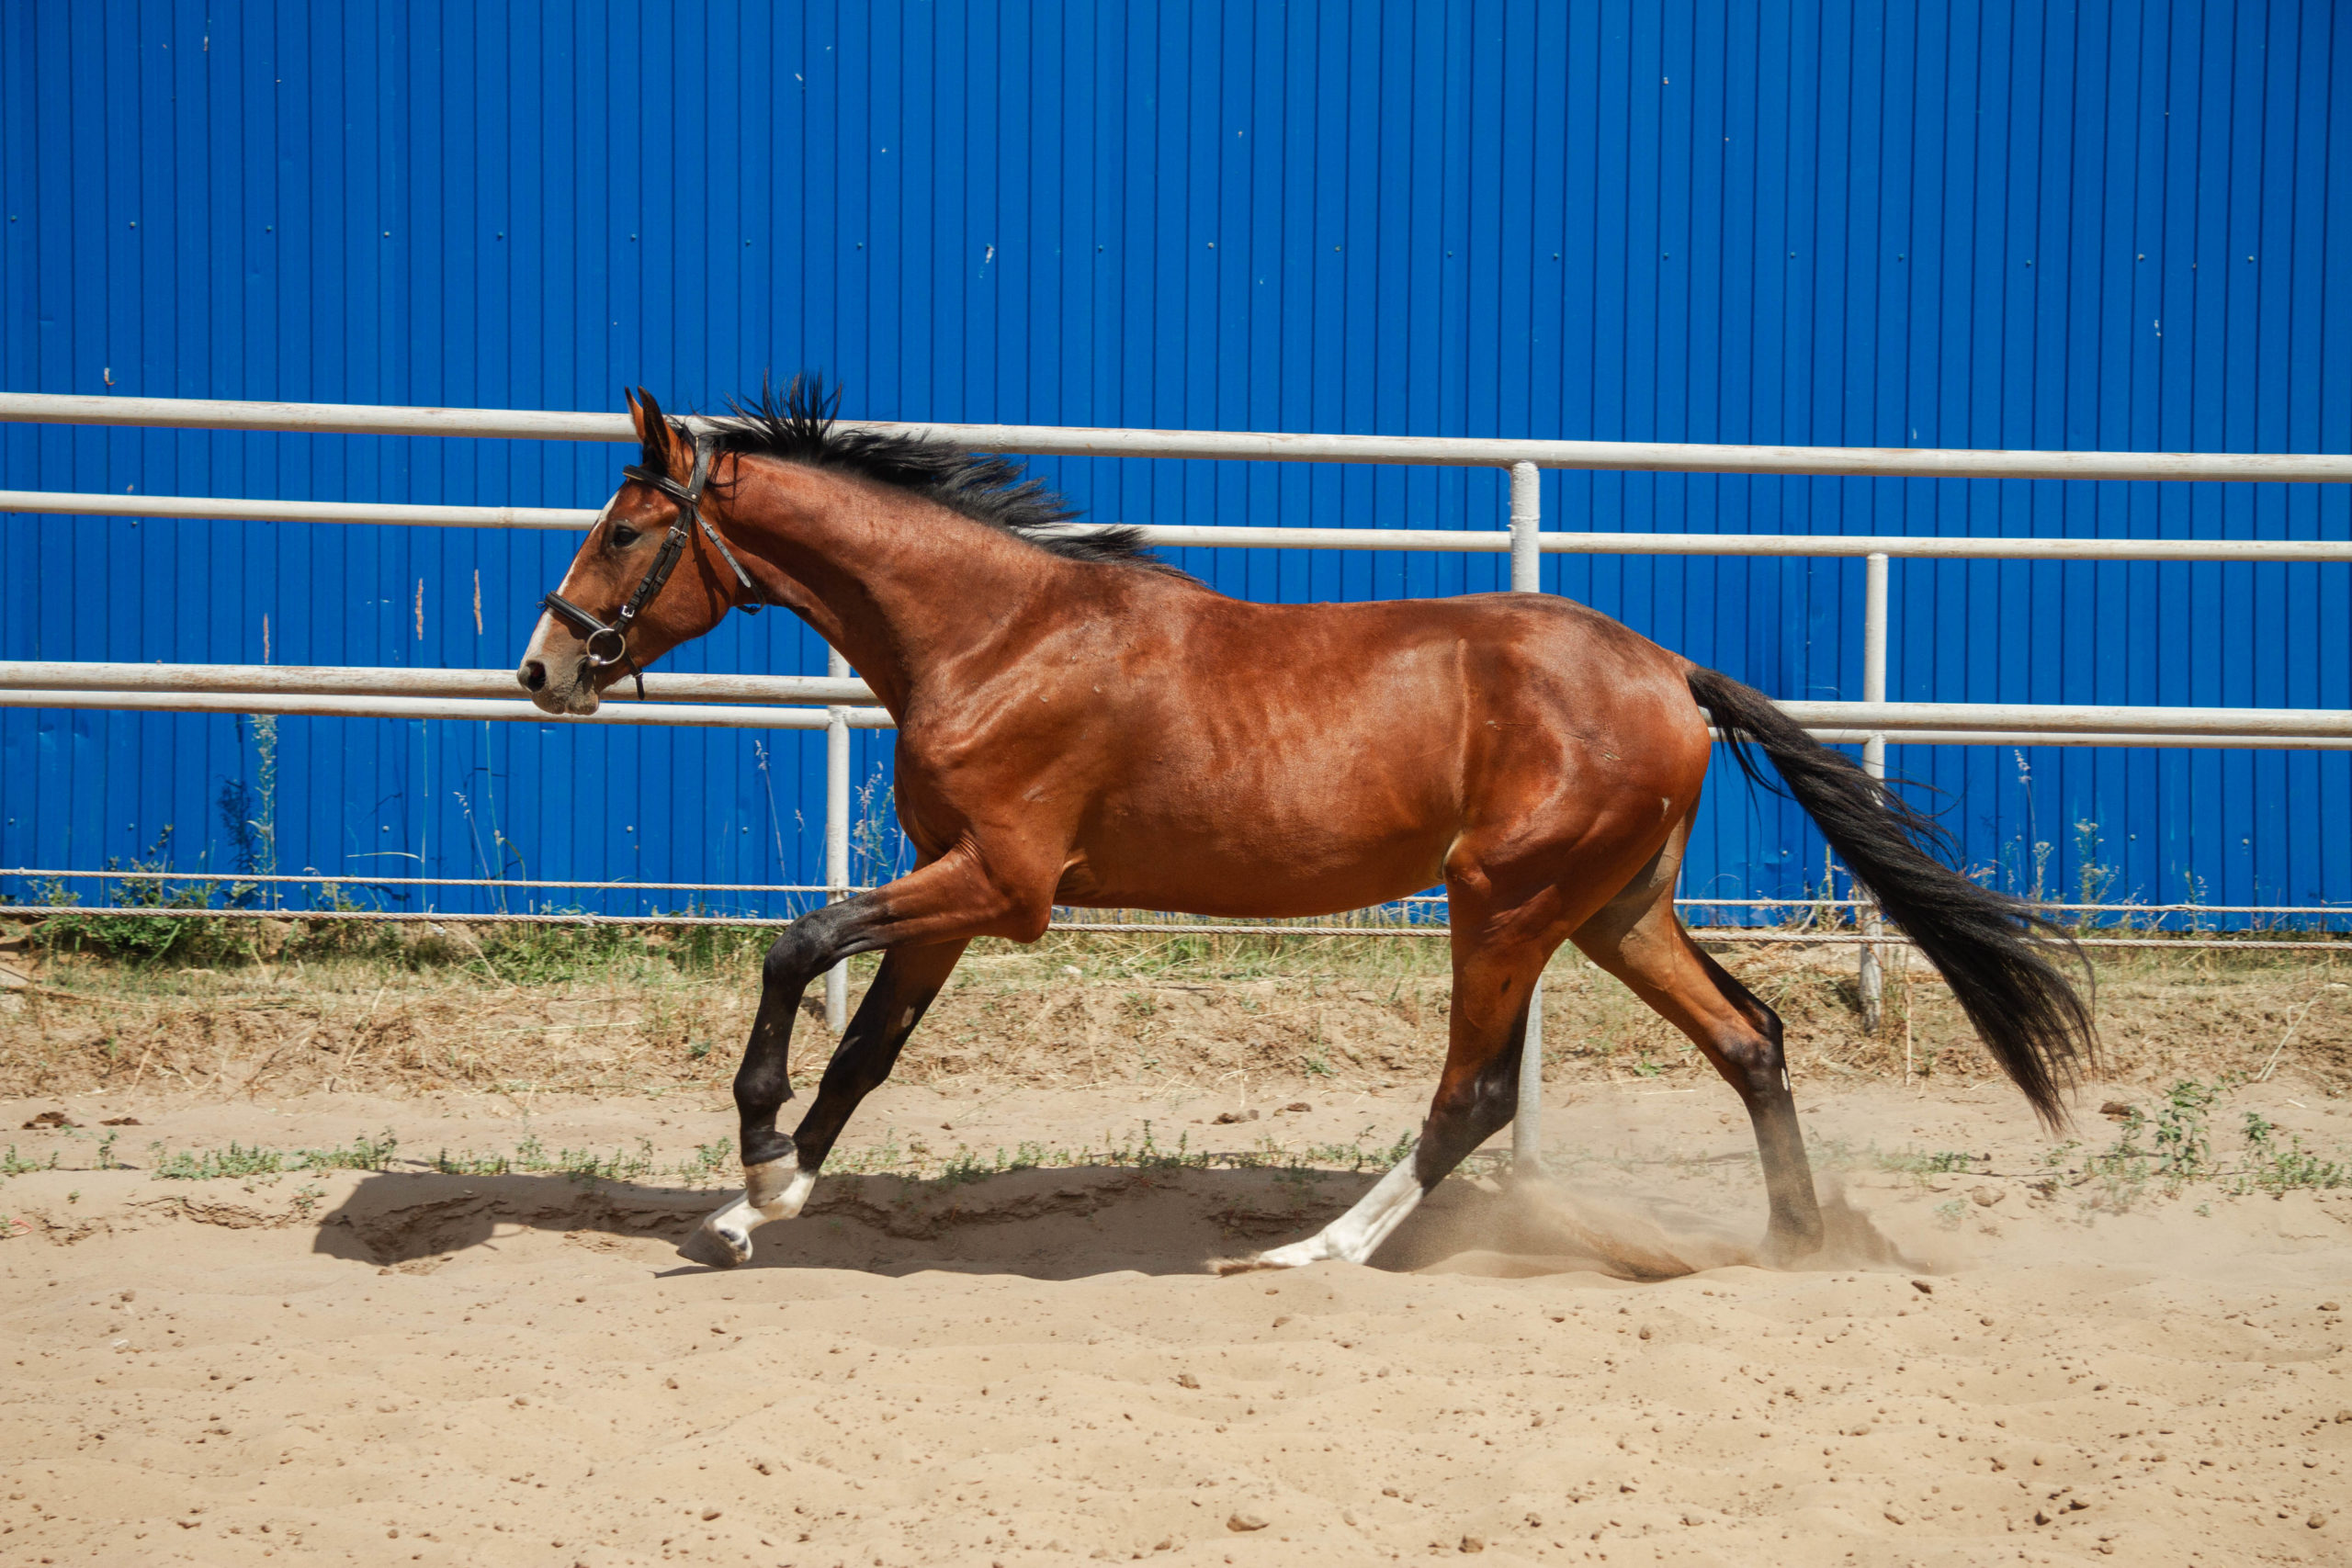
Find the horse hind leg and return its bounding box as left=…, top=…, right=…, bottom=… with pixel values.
left=1572, top=887, right=1825, bottom=1262
left=1235, top=938, right=1547, bottom=1271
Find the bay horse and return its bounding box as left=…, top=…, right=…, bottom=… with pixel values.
left=518, top=380, right=2093, bottom=1272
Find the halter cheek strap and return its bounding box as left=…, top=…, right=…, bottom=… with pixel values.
left=539, top=430, right=764, bottom=699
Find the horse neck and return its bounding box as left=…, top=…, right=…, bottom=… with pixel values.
left=724, top=459, right=1069, bottom=708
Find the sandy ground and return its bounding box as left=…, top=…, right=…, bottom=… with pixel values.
left=4, top=1074, right=2349, bottom=1567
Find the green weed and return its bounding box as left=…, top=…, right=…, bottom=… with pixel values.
left=29, top=844, right=257, bottom=967
left=1871, top=1147, right=1977, bottom=1180
left=150, top=1141, right=289, bottom=1180
left=1302, top=1127, right=1419, bottom=1174
left=148, top=1130, right=397, bottom=1181
left=2239, top=1112, right=2350, bottom=1193
left=427, top=1134, right=662, bottom=1185
left=2151, top=1080, right=2220, bottom=1179
left=683, top=1138, right=736, bottom=1185
left=2085, top=1079, right=2225, bottom=1207
left=298, top=1130, right=401, bottom=1172
left=0, top=1145, right=59, bottom=1177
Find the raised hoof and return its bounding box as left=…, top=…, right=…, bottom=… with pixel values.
left=682, top=1218, right=753, bottom=1269
left=688, top=1198, right=760, bottom=1268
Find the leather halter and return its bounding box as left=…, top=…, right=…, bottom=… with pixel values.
left=540, top=430, right=763, bottom=699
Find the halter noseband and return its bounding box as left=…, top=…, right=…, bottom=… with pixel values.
left=539, top=430, right=763, bottom=699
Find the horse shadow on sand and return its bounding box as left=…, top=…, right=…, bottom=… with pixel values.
left=310, top=1160, right=1917, bottom=1281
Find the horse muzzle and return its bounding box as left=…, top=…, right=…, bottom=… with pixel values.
left=517, top=615, right=605, bottom=716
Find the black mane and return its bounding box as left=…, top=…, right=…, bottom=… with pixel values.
left=647, top=376, right=1179, bottom=575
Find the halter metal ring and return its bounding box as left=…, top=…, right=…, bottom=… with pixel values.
left=582, top=626, right=630, bottom=667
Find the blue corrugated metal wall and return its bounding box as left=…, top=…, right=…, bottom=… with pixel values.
left=3, top=1, right=2347, bottom=922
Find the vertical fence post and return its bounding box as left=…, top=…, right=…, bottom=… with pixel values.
left=1508, top=461, right=1545, bottom=1175
left=1858, top=552, right=1890, bottom=1034
left=824, top=647, right=852, bottom=1033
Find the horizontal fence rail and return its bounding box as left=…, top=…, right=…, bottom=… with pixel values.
left=8, top=390, right=2352, bottom=482
left=1774, top=701, right=2352, bottom=739
left=4, top=663, right=2345, bottom=748
left=0, top=488, right=593, bottom=531
left=14, top=488, right=2352, bottom=564
left=0, top=660, right=874, bottom=705
left=1084, top=525, right=2352, bottom=561
left=0, top=688, right=892, bottom=729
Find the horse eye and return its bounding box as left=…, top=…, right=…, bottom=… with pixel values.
left=611, top=525, right=640, bottom=548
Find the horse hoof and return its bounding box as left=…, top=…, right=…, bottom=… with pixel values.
left=1214, top=1238, right=1321, bottom=1275
left=694, top=1203, right=758, bottom=1268
left=1758, top=1225, right=1826, bottom=1269
left=700, top=1226, right=752, bottom=1268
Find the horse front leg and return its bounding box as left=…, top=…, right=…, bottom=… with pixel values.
left=695, top=906, right=835, bottom=1263
left=698, top=852, right=1034, bottom=1267
left=702, top=937, right=969, bottom=1262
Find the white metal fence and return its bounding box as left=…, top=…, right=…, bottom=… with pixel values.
left=5, top=390, right=2349, bottom=1095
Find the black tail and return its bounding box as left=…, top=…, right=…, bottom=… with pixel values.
left=1687, top=665, right=2094, bottom=1128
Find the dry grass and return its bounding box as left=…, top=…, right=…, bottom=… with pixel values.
left=3, top=912, right=2346, bottom=1102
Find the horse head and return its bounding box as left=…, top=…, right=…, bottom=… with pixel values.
left=517, top=389, right=758, bottom=714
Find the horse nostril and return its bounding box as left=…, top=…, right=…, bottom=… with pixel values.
left=521, top=660, right=548, bottom=693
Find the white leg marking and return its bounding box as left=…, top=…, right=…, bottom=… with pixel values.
left=698, top=1158, right=818, bottom=1267
left=1251, top=1146, right=1426, bottom=1269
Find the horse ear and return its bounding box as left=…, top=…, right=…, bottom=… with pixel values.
left=629, top=387, right=684, bottom=475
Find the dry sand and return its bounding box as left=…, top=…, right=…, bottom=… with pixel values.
left=3, top=1072, right=2348, bottom=1568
